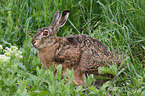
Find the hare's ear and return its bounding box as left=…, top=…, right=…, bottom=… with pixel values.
left=58, top=9, right=70, bottom=27
left=51, top=10, right=70, bottom=35
left=51, top=11, right=60, bottom=27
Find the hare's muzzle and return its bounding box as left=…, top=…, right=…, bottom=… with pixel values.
left=31, top=38, right=37, bottom=47
left=31, top=38, right=43, bottom=49
left=31, top=41, right=36, bottom=47
left=31, top=41, right=35, bottom=47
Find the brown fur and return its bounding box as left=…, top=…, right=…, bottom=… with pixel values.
left=31, top=10, right=123, bottom=87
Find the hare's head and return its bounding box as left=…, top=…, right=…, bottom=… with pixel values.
left=31, top=10, right=70, bottom=49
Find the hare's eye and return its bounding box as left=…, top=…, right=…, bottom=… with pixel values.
left=43, top=31, right=48, bottom=36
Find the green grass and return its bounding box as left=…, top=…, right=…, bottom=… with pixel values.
left=0, top=0, right=145, bottom=95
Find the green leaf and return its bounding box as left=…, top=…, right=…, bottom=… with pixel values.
left=88, top=86, right=99, bottom=94
left=141, top=90, right=145, bottom=96
left=19, top=63, right=26, bottom=71
left=66, top=69, right=74, bottom=84
left=76, top=86, right=82, bottom=93
left=56, top=64, right=62, bottom=81
left=84, top=74, right=95, bottom=87
left=98, top=64, right=118, bottom=76
left=49, top=63, right=55, bottom=71
left=100, top=81, right=110, bottom=90
left=16, top=79, right=29, bottom=95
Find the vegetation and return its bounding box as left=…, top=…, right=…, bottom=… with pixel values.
left=0, top=0, right=145, bottom=95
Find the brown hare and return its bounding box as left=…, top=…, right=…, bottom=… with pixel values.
left=31, top=9, right=122, bottom=87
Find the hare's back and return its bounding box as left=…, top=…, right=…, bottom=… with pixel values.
left=66, top=34, right=111, bottom=57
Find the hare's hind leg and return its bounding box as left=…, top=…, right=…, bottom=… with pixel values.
left=74, top=70, right=87, bottom=87
left=74, top=48, right=100, bottom=87
left=72, top=50, right=92, bottom=87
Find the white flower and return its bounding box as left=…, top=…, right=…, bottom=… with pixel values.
left=19, top=55, right=23, bottom=59
left=8, top=11, right=11, bottom=14
left=4, top=53, right=11, bottom=57
left=18, top=51, right=22, bottom=54
left=4, top=47, right=12, bottom=53
left=0, top=45, right=3, bottom=50
left=5, top=47, right=9, bottom=49
left=12, top=49, right=17, bottom=53
left=2, top=46, right=23, bottom=59
left=15, top=53, right=19, bottom=57
left=11, top=46, right=18, bottom=50
left=0, top=55, right=10, bottom=63
left=7, top=57, right=11, bottom=60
